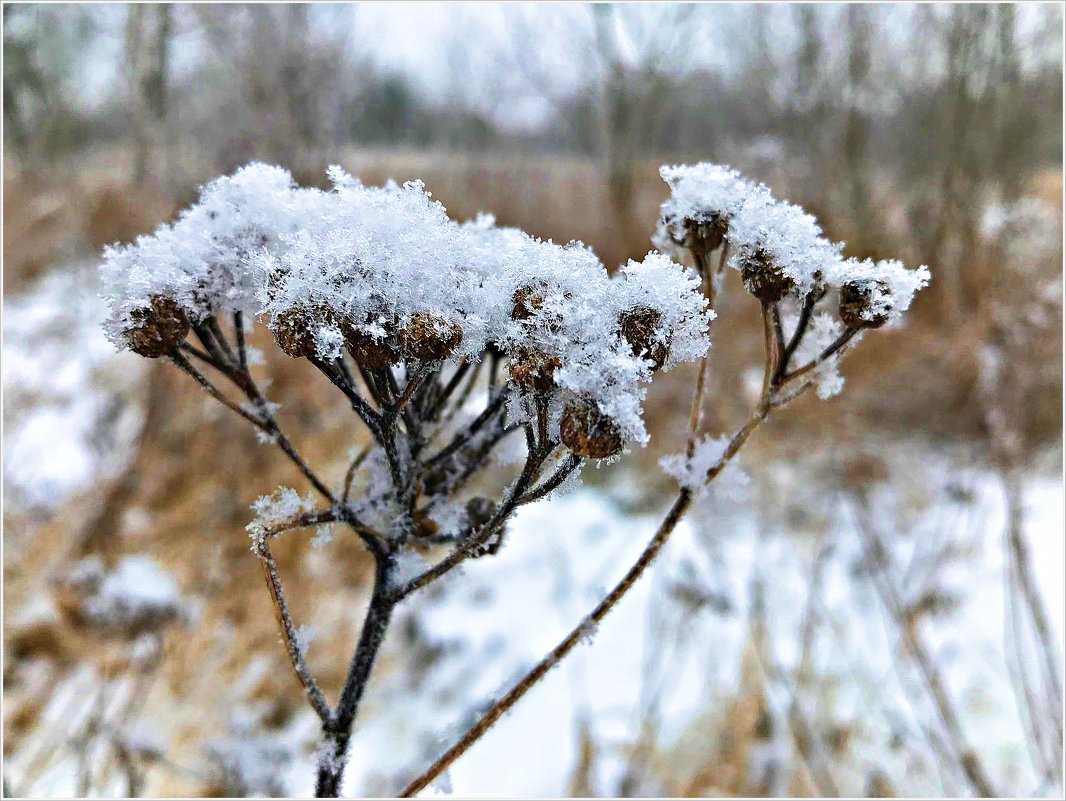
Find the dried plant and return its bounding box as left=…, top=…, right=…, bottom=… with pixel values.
left=101, top=162, right=928, bottom=796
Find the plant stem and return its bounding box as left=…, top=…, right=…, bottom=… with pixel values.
left=316, top=559, right=397, bottom=798
left=852, top=495, right=999, bottom=797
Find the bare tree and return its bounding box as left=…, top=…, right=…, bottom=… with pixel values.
left=125, top=3, right=173, bottom=184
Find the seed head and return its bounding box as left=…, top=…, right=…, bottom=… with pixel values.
left=511, top=282, right=566, bottom=333
left=511, top=284, right=547, bottom=321
left=740, top=248, right=795, bottom=303
left=124, top=295, right=190, bottom=358
left=839, top=279, right=891, bottom=329
left=509, top=347, right=561, bottom=393
left=342, top=318, right=400, bottom=370
left=684, top=211, right=730, bottom=254
left=398, top=312, right=463, bottom=360
left=618, top=305, right=669, bottom=371
left=272, top=305, right=335, bottom=359
left=561, top=400, right=623, bottom=459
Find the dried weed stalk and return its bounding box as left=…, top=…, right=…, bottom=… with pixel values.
left=101, top=162, right=928, bottom=796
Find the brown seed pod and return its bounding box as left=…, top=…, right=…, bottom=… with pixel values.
left=511, top=283, right=567, bottom=334
left=465, top=496, right=496, bottom=530
left=342, top=318, right=400, bottom=369
left=839, top=279, right=891, bottom=329
left=740, top=248, right=795, bottom=303
left=511, top=284, right=546, bottom=321
left=398, top=312, right=463, bottom=360
left=560, top=400, right=624, bottom=459
left=272, top=305, right=335, bottom=359
left=618, top=305, right=669, bottom=370
left=508, top=347, right=561, bottom=393
left=413, top=512, right=440, bottom=540
left=124, top=295, right=190, bottom=358
left=683, top=211, right=729, bottom=254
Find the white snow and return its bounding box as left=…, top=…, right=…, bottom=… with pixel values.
left=82, top=555, right=184, bottom=631
left=246, top=486, right=317, bottom=550
left=2, top=268, right=145, bottom=513
left=656, top=161, right=930, bottom=324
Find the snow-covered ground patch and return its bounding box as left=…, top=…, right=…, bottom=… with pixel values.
left=335, top=451, right=1063, bottom=797
left=3, top=266, right=145, bottom=515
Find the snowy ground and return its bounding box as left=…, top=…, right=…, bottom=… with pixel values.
left=337, top=462, right=1065, bottom=797
left=3, top=266, right=145, bottom=518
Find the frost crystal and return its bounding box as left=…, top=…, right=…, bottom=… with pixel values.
left=294, top=623, right=316, bottom=657
left=659, top=435, right=751, bottom=498
left=312, top=525, right=334, bottom=549
left=247, top=486, right=315, bottom=550
left=793, top=313, right=848, bottom=399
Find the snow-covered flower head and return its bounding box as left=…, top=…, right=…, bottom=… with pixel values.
left=655, top=163, right=762, bottom=255
left=101, top=164, right=714, bottom=449
left=100, top=163, right=307, bottom=349
left=828, top=257, right=930, bottom=328
left=656, top=162, right=929, bottom=325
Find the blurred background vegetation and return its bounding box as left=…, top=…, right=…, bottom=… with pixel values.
left=3, top=3, right=1063, bottom=797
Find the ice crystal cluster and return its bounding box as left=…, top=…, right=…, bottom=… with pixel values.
left=656, top=162, right=929, bottom=326
left=247, top=486, right=316, bottom=551
left=102, top=163, right=712, bottom=447
left=656, top=162, right=929, bottom=400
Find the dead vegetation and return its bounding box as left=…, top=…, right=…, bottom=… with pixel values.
left=3, top=146, right=1061, bottom=796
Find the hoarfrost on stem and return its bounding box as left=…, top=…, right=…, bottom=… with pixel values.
left=659, top=435, right=750, bottom=498
left=247, top=486, right=316, bottom=551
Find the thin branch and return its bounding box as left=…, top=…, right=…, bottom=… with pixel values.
left=259, top=545, right=333, bottom=724
left=517, top=454, right=582, bottom=507
left=775, top=287, right=819, bottom=383
left=394, top=361, right=438, bottom=416
left=425, top=389, right=510, bottom=468
left=170, top=352, right=264, bottom=428
left=316, top=559, right=396, bottom=797
left=205, top=314, right=237, bottom=365
left=178, top=341, right=223, bottom=369
left=191, top=319, right=233, bottom=370
left=308, top=356, right=383, bottom=435
left=393, top=428, right=546, bottom=600
left=342, top=444, right=372, bottom=503
left=234, top=311, right=249, bottom=373
left=430, top=358, right=487, bottom=439
left=780, top=327, right=862, bottom=384
left=428, top=360, right=474, bottom=420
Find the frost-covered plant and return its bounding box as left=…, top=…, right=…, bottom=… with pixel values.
left=101, top=163, right=711, bottom=795
left=401, top=164, right=930, bottom=796
left=101, top=161, right=927, bottom=797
